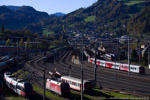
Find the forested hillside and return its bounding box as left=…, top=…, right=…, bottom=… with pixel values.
left=0, top=0, right=150, bottom=37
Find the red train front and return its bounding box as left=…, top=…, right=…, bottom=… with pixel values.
left=46, top=79, right=70, bottom=97
left=20, top=82, right=34, bottom=97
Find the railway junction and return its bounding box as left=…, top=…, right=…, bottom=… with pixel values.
left=1, top=46, right=150, bottom=100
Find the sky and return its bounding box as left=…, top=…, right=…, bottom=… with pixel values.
left=0, top=0, right=98, bottom=14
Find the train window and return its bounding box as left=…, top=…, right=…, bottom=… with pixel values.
left=16, top=85, right=24, bottom=91
left=75, top=83, right=78, bottom=86
left=72, top=82, right=75, bottom=85
left=78, top=83, right=80, bottom=87
left=10, top=84, right=15, bottom=89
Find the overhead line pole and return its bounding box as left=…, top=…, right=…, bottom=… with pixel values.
left=148, top=40, right=150, bottom=69
left=81, top=37, right=84, bottom=100
left=128, top=38, right=130, bottom=76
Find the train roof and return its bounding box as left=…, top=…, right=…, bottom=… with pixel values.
left=47, top=78, right=66, bottom=85
left=61, top=76, right=91, bottom=83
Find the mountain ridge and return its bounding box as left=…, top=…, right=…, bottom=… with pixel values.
left=0, top=0, right=150, bottom=37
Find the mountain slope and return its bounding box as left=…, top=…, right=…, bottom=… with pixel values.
left=127, top=6, right=150, bottom=35
left=0, top=6, right=49, bottom=30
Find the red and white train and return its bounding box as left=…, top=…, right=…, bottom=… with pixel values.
left=4, top=72, right=33, bottom=97
left=46, top=78, right=70, bottom=96
left=88, top=57, right=145, bottom=73
left=61, top=76, right=93, bottom=92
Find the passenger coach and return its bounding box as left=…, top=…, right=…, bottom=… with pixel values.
left=61, top=76, right=93, bottom=92
left=88, top=57, right=145, bottom=74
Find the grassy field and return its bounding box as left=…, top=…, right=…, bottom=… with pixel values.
left=33, top=84, right=138, bottom=100
left=125, top=1, right=146, bottom=6
left=118, top=0, right=146, bottom=6
left=84, top=16, right=95, bottom=22
left=42, top=27, right=54, bottom=36
left=12, top=69, right=22, bottom=76
left=17, top=71, right=29, bottom=79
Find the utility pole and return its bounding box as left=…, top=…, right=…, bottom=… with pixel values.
left=128, top=38, right=130, bottom=76
left=81, top=37, right=84, bottom=100
left=43, top=68, right=45, bottom=100
left=81, top=67, right=83, bottom=100
left=148, top=40, right=150, bottom=69
left=94, top=42, right=97, bottom=84
left=17, top=37, right=19, bottom=79
left=43, top=57, right=46, bottom=100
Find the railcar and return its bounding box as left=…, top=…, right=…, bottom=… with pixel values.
left=4, top=72, right=33, bottom=97
left=0, top=57, right=15, bottom=71
left=0, top=56, right=10, bottom=62
left=46, top=78, right=70, bottom=96
left=61, top=76, right=93, bottom=92
left=84, top=51, right=90, bottom=58
left=104, top=53, right=115, bottom=61
left=88, top=57, right=145, bottom=73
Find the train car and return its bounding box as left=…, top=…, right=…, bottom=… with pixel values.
left=99, top=60, right=106, bottom=67
left=4, top=72, right=33, bottom=97
left=0, top=62, right=7, bottom=71
left=105, top=61, right=120, bottom=70
left=46, top=78, right=70, bottom=96
left=0, top=55, right=10, bottom=62
left=0, top=80, right=2, bottom=95
left=104, top=53, right=115, bottom=61
left=0, top=57, right=15, bottom=71
left=120, top=64, right=145, bottom=73
left=49, top=71, right=61, bottom=79
left=61, top=76, right=93, bottom=92
left=84, top=51, right=90, bottom=58
left=88, top=57, right=145, bottom=74
left=88, top=58, right=95, bottom=64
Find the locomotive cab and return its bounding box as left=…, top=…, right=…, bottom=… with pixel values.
left=139, top=67, right=145, bottom=74
left=24, top=82, right=33, bottom=96
left=16, top=82, right=33, bottom=97
left=61, top=83, right=70, bottom=96
left=84, top=82, right=92, bottom=91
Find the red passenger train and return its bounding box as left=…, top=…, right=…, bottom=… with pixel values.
left=46, top=78, right=70, bottom=96
left=88, top=57, right=145, bottom=73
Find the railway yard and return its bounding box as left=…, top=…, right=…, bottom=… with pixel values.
left=1, top=47, right=150, bottom=100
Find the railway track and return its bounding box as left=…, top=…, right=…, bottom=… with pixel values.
left=44, top=50, right=150, bottom=97
left=26, top=49, right=150, bottom=98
